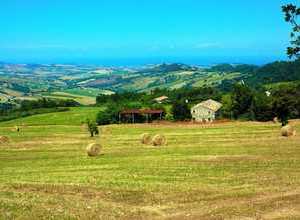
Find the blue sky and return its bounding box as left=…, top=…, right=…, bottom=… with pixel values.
left=0, top=0, right=298, bottom=64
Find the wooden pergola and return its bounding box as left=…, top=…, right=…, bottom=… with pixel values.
left=119, top=109, right=164, bottom=123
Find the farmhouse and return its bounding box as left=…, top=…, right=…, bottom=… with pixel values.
left=191, top=99, right=222, bottom=122
left=153, top=96, right=169, bottom=104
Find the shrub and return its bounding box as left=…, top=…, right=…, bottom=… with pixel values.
left=86, top=119, right=99, bottom=137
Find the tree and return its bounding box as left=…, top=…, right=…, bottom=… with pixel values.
left=171, top=101, right=191, bottom=121
left=86, top=119, right=99, bottom=137
left=251, top=92, right=274, bottom=122
left=221, top=94, right=233, bottom=119
left=231, top=83, right=254, bottom=119
left=282, top=4, right=300, bottom=58
left=272, top=83, right=300, bottom=126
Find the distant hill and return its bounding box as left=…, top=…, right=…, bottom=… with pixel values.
left=140, top=63, right=197, bottom=73
left=0, top=60, right=299, bottom=105
left=208, top=60, right=300, bottom=89
left=247, top=59, right=300, bottom=84
left=208, top=63, right=258, bottom=74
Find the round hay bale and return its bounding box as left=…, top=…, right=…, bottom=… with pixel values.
left=281, top=125, right=296, bottom=137
left=152, top=134, right=167, bottom=146
left=86, top=143, right=102, bottom=157
left=0, top=136, right=9, bottom=144
left=141, top=133, right=152, bottom=145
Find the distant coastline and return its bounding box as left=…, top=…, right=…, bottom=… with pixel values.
left=0, top=56, right=287, bottom=68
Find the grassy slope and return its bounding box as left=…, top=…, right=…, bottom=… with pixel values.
left=45, top=92, right=96, bottom=105
left=0, top=109, right=299, bottom=219
left=0, top=107, right=101, bottom=126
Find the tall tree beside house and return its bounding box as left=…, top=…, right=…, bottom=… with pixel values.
left=221, top=94, right=233, bottom=119
left=282, top=3, right=300, bottom=58
left=251, top=92, right=274, bottom=122
left=231, top=83, right=254, bottom=119
left=172, top=101, right=191, bottom=121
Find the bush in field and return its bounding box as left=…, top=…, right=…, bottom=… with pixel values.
left=86, top=119, right=99, bottom=137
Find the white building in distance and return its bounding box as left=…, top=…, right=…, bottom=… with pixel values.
left=191, top=99, right=222, bottom=122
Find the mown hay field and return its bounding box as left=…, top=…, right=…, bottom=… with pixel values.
left=0, top=108, right=299, bottom=219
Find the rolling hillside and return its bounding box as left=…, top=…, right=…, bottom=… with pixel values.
left=1, top=60, right=299, bottom=107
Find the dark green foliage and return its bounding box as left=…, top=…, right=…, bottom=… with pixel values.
left=208, top=64, right=258, bottom=74
left=171, top=101, right=191, bottom=121
left=173, top=87, right=221, bottom=104
left=96, top=104, right=122, bottom=125
left=247, top=59, right=300, bottom=85
left=213, top=60, right=300, bottom=90
left=209, top=64, right=235, bottom=72
left=220, top=94, right=233, bottom=119
left=0, top=103, right=15, bottom=112
left=86, top=119, right=99, bottom=137
left=139, top=63, right=196, bottom=74
left=20, top=98, right=80, bottom=111
left=272, top=83, right=300, bottom=125
left=251, top=93, right=274, bottom=122
left=11, top=83, right=30, bottom=93
left=282, top=3, right=300, bottom=58
left=234, top=64, right=258, bottom=74
left=231, top=84, right=254, bottom=119
left=227, top=82, right=300, bottom=123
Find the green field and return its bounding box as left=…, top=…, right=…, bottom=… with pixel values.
left=63, top=88, right=114, bottom=97
left=0, top=107, right=101, bottom=126
left=44, top=92, right=96, bottom=105
left=0, top=108, right=300, bottom=219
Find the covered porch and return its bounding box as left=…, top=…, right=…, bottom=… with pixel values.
left=119, top=109, right=164, bottom=123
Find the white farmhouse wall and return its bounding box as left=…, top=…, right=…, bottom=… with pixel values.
left=191, top=106, right=216, bottom=122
